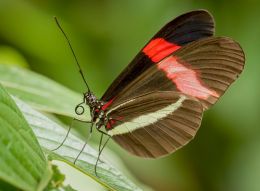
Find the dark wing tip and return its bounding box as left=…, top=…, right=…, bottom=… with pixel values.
left=174, top=9, right=215, bottom=33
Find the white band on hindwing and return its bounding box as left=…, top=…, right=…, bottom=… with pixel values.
left=107, top=95, right=186, bottom=136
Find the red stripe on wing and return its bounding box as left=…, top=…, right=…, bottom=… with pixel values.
left=143, top=38, right=181, bottom=62
left=106, top=119, right=116, bottom=129
left=101, top=98, right=114, bottom=111
left=157, top=56, right=219, bottom=99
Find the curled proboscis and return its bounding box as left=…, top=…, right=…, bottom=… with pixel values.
left=75, top=104, right=84, bottom=115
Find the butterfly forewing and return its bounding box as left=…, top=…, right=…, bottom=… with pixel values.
left=102, top=10, right=215, bottom=102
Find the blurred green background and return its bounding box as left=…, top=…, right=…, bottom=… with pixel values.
left=0, top=0, right=259, bottom=191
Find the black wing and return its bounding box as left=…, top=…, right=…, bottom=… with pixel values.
left=102, top=10, right=215, bottom=102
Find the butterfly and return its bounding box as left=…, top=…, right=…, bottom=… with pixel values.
left=54, top=10, right=245, bottom=172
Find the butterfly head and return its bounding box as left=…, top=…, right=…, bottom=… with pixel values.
left=74, top=92, right=101, bottom=116
left=84, top=91, right=100, bottom=108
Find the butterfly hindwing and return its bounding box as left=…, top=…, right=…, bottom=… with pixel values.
left=102, top=10, right=215, bottom=102
left=106, top=91, right=203, bottom=158
left=170, top=36, right=245, bottom=109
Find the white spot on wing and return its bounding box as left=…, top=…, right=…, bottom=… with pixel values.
left=108, top=95, right=186, bottom=136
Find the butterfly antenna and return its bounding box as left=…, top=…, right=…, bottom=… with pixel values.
left=54, top=16, right=91, bottom=92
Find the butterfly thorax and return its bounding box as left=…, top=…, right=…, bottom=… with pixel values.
left=83, top=92, right=111, bottom=130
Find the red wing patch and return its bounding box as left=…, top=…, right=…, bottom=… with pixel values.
left=101, top=98, right=114, bottom=111
left=157, top=56, right=219, bottom=99
left=143, top=38, right=181, bottom=62
left=106, top=119, right=116, bottom=129
left=106, top=116, right=123, bottom=129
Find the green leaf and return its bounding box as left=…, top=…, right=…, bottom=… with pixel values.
left=0, top=64, right=89, bottom=120
left=43, top=164, right=71, bottom=191
left=14, top=97, right=142, bottom=191
left=0, top=85, right=51, bottom=191
left=44, top=185, right=77, bottom=191
left=63, top=185, right=77, bottom=191
left=0, top=179, right=19, bottom=191
left=0, top=46, right=28, bottom=67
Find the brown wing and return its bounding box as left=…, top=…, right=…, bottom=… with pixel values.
left=107, top=91, right=203, bottom=158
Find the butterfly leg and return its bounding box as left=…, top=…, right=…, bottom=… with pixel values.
left=51, top=118, right=92, bottom=151
left=73, top=122, right=94, bottom=164
left=94, top=129, right=111, bottom=177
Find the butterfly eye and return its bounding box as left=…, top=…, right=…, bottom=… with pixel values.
left=75, top=104, right=85, bottom=115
